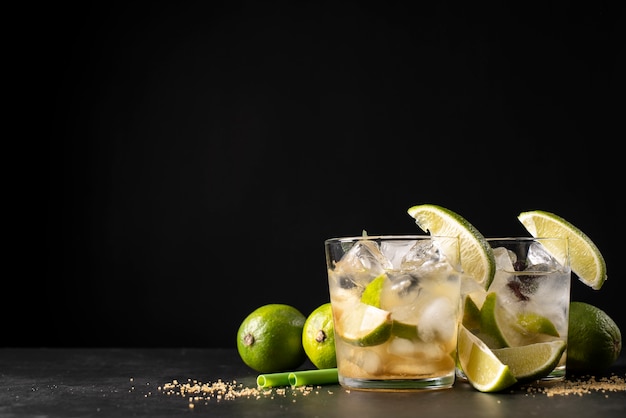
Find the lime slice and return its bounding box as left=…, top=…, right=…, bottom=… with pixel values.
left=359, top=274, right=420, bottom=340
left=360, top=274, right=386, bottom=307
left=462, top=294, right=482, bottom=333
left=457, top=325, right=517, bottom=392
left=492, top=340, right=566, bottom=382
left=407, top=204, right=495, bottom=289
left=479, top=292, right=510, bottom=348
left=338, top=303, right=392, bottom=347
left=518, top=210, right=607, bottom=290
left=517, top=312, right=559, bottom=338
left=391, top=320, right=419, bottom=340
left=480, top=292, right=560, bottom=348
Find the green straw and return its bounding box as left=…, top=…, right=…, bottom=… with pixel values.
left=256, top=368, right=339, bottom=388
left=256, top=372, right=291, bottom=388
left=288, top=368, right=338, bottom=387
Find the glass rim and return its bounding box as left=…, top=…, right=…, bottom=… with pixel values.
left=485, top=236, right=568, bottom=242
left=324, top=234, right=458, bottom=244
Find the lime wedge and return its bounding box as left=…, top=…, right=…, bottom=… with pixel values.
left=480, top=292, right=560, bottom=348
left=359, top=274, right=420, bottom=340
left=462, top=294, right=482, bottom=333
left=479, top=292, right=510, bottom=348
left=391, top=320, right=419, bottom=340
left=517, top=312, right=559, bottom=338
left=518, top=210, right=607, bottom=290
left=492, top=340, right=566, bottom=382
left=360, top=274, right=386, bottom=307
left=457, top=325, right=517, bottom=392
left=338, top=303, right=392, bottom=347
left=407, top=204, right=495, bottom=289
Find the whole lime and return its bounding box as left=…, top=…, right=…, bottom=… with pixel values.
left=236, top=304, right=307, bottom=373
left=302, top=303, right=336, bottom=369
left=567, top=301, right=622, bottom=372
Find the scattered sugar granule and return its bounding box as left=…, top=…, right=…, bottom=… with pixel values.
left=158, top=378, right=322, bottom=406
left=522, top=374, right=626, bottom=397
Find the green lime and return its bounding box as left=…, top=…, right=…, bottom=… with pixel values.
left=517, top=312, right=559, bottom=338
left=479, top=292, right=511, bottom=348
left=462, top=294, right=482, bottom=333
left=236, top=304, right=307, bottom=373
left=360, top=274, right=386, bottom=307
left=479, top=292, right=560, bottom=348
left=359, top=273, right=420, bottom=340
left=518, top=210, right=607, bottom=290
left=567, top=301, right=622, bottom=372
left=391, top=320, right=419, bottom=340
left=337, top=302, right=392, bottom=347
left=457, top=325, right=517, bottom=392
left=302, top=302, right=337, bottom=369
left=492, top=340, right=566, bottom=383
left=407, top=204, right=495, bottom=289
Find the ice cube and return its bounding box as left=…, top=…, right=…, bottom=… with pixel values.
left=380, top=272, right=421, bottom=315
left=387, top=336, right=417, bottom=357
left=352, top=348, right=383, bottom=374
left=400, top=239, right=441, bottom=270
left=527, top=242, right=561, bottom=271
left=417, top=297, right=457, bottom=343
left=493, top=246, right=516, bottom=272
left=380, top=240, right=418, bottom=269
left=334, top=240, right=392, bottom=287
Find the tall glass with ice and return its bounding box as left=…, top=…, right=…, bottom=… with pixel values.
left=462, top=237, right=571, bottom=380
left=325, top=235, right=463, bottom=390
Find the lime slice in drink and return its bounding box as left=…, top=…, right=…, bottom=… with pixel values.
left=480, top=292, right=560, bottom=348
left=457, top=325, right=517, bottom=392
left=492, top=340, right=566, bottom=382
left=391, top=320, right=419, bottom=340
left=518, top=210, right=607, bottom=290
left=338, top=303, right=392, bottom=347
left=517, top=312, right=559, bottom=338
left=478, top=292, right=510, bottom=348
left=360, top=274, right=386, bottom=307
left=407, top=204, right=495, bottom=289
left=360, top=274, right=419, bottom=340
left=462, top=294, right=482, bottom=332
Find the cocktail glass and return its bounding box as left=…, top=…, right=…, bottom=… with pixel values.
left=461, top=237, right=571, bottom=381
left=325, top=235, right=462, bottom=391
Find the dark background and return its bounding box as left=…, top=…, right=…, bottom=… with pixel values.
left=8, top=1, right=624, bottom=348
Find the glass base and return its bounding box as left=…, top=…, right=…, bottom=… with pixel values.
left=339, top=372, right=455, bottom=391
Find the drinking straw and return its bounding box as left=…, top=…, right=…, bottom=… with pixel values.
left=288, top=368, right=338, bottom=387
left=256, top=368, right=339, bottom=388
left=256, top=372, right=291, bottom=388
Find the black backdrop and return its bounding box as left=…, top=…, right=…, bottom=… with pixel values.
left=9, top=1, right=624, bottom=348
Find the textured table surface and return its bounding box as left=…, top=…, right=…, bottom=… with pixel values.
left=1, top=348, right=624, bottom=417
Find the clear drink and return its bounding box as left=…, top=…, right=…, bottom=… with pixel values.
left=325, top=235, right=462, bottom=390
left=461, top=237, right=571, bottom=380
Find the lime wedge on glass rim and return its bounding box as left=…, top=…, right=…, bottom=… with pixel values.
left=518, top=210, right=607, bottom=290
left=407, top=204, right=495, bottom=290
